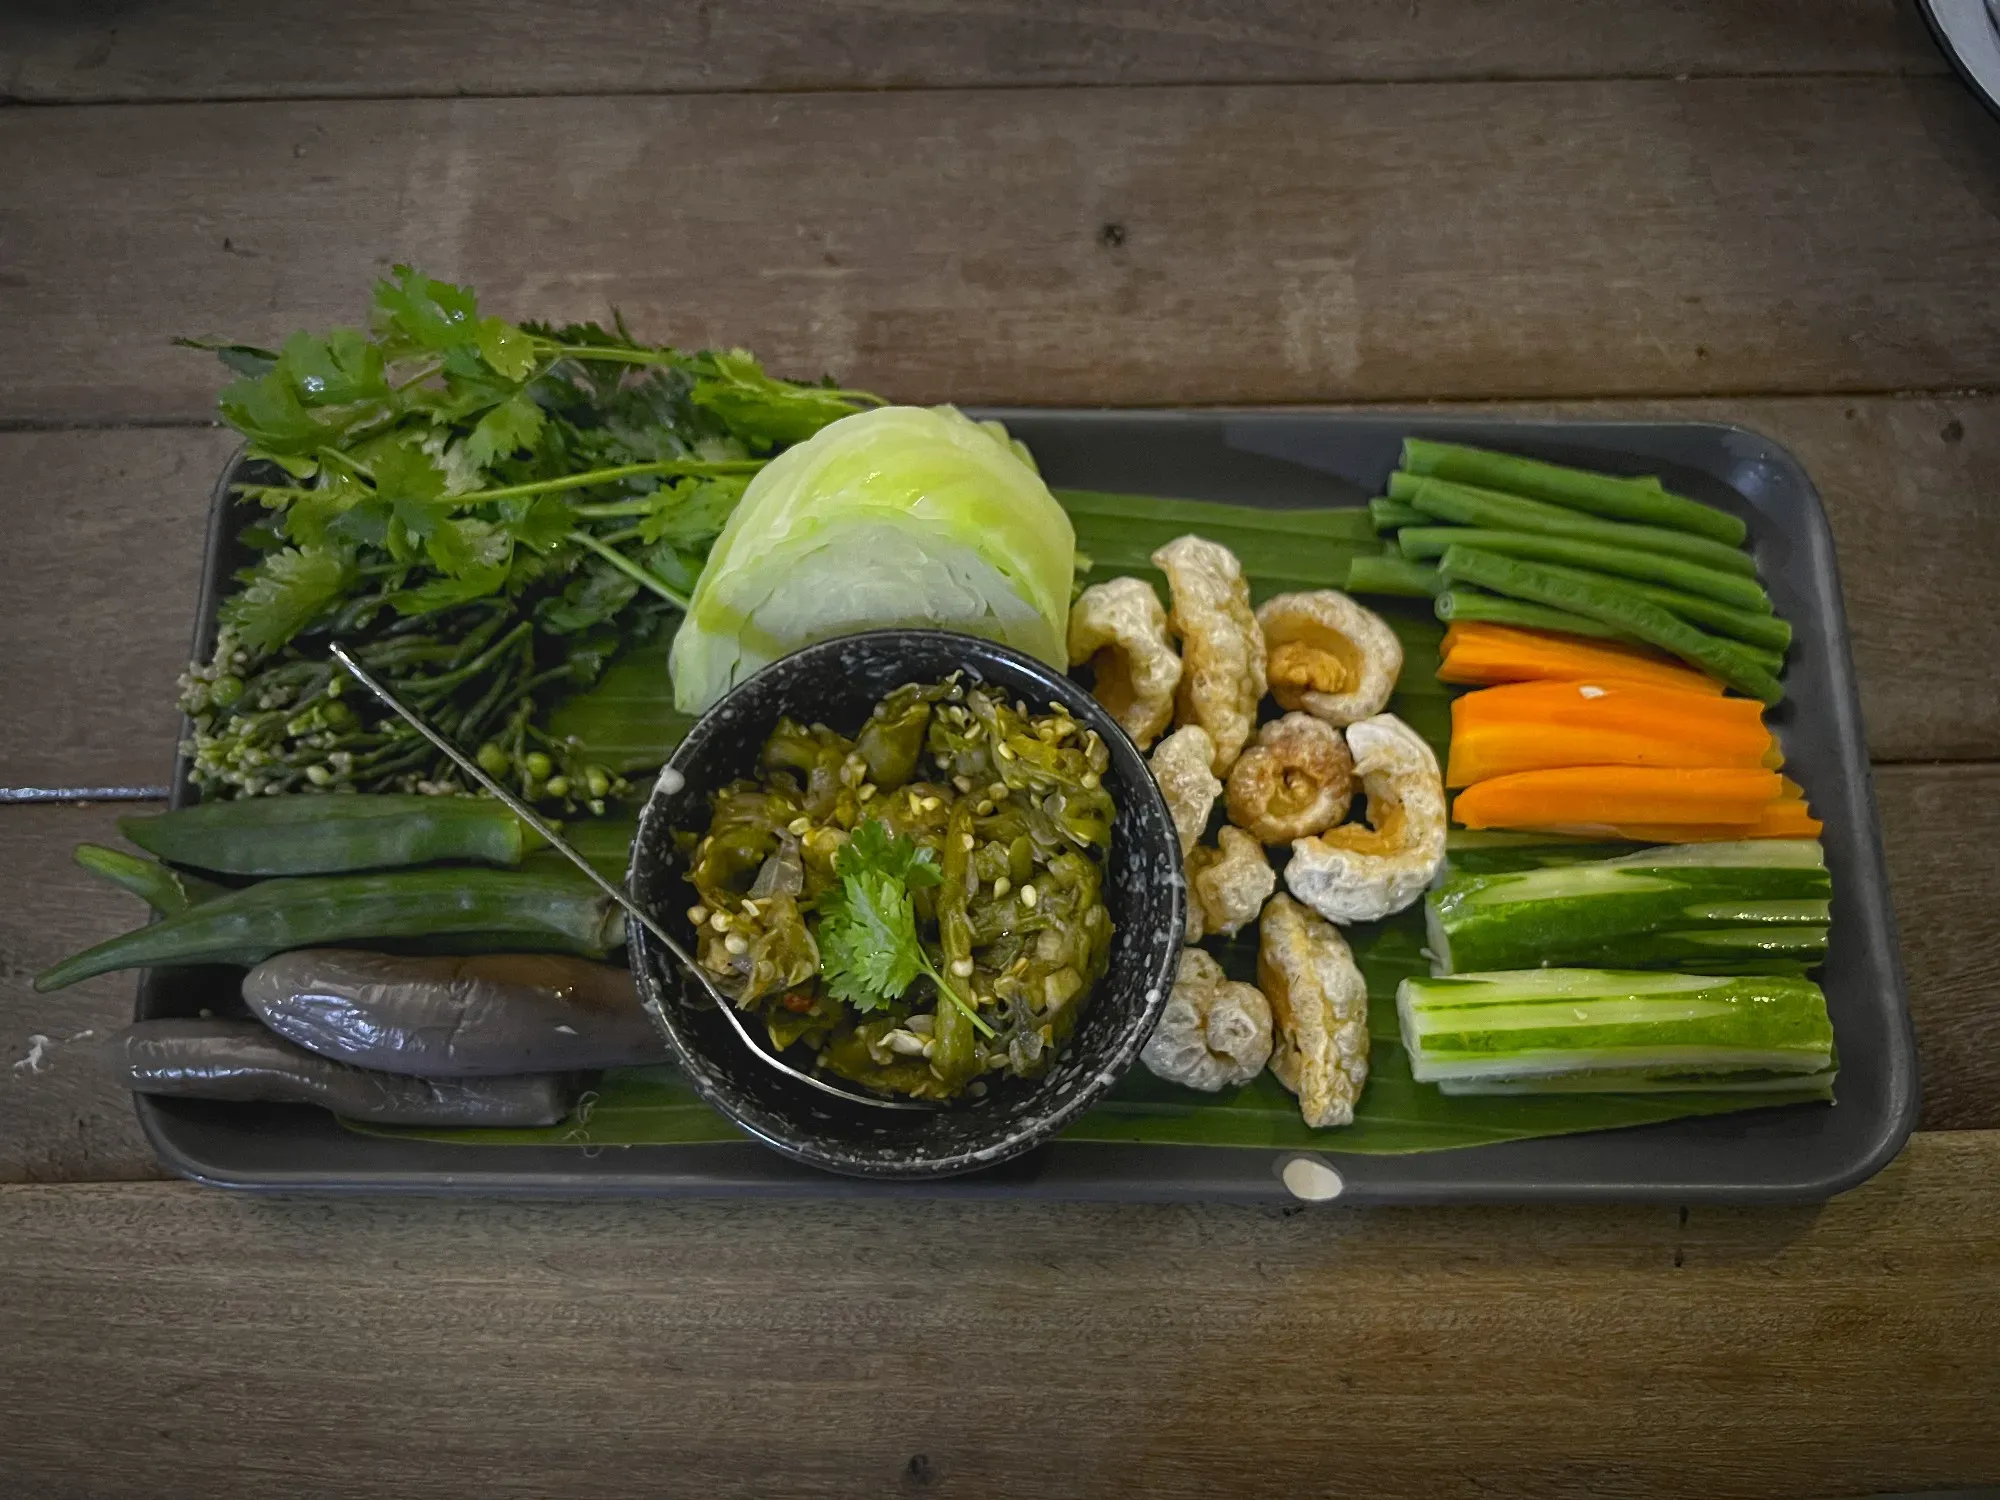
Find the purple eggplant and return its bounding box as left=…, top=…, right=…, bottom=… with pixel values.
left=241, top=949, right=669, bottom=1076
left=111, top=1019, right=577, bottom=1127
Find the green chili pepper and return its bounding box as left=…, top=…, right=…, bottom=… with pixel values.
left=854, top=683, right=937, bottom=791
left=931, top=798, right=980, bottom=1089
left=118, top=793, right=547, bottom=876
left=33, top=867, right=624, bottom=991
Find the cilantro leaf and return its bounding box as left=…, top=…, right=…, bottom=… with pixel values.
left=218, top=544, right=357, bottom=652
left=534, top=561, right=639, bottom=633
left=384, top=565, right=510, bottom=617
left=423, top=515, right=512, bottom=579
left=475, top=316, right=541, bottom=381
left=371, top=265, right=481, bottom=355
left=687, top=349, right=874, bottom=448
left=637, top=475, right=747, bottom=550
left=499, top=494, right=576, bottom=554
left=836, top=818, right=942, bottom=889
left=819, top=868, right=927, bottom=1011
left=277, top=328, right=388, bottom=407
left=463, top=392, right=547, bottom=469
left=817, top=821, right=948, bottom=1012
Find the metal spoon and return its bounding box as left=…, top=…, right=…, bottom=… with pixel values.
left=327, top=645, right=932, bottom=1113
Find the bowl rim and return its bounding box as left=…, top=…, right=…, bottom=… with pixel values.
left=624, top=627, right=1186, bottom=1179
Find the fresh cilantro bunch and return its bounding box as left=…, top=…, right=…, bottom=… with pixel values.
left=817, top=821, right=993, bottom=1036
left=177, top=267, right=883, bottom=808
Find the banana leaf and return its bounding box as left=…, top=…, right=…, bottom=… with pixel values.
left=364, top=489, right=1831, bottom=1154
left=362, top=918, right=1829, bottom=1152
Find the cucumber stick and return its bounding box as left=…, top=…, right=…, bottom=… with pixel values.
left=1397, top=968, right=1835, bottom=1084
left=1426, top=839, right=1831, bottom=974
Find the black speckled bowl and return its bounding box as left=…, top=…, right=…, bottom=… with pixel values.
left=626, top=629, right=1185, bottom=1180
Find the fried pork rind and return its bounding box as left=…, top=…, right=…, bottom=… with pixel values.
left=1257, top=590, right=1402, bottom=727
left=1224, top=712, right=1356, bottom=844
left=1152, top=536, right=1266, bottom=774
left=1141, top=947, right=1274, bottom=1091
left=1283, top=713, right=1446, bottom=924
left=1149, top=724, right=1220, bottom=858
left=1258, top=894, right=1368, bottom=1127
left=1067, top=577, right=1182, bottom=749
left=1186, top=825, right=1275, bottom=942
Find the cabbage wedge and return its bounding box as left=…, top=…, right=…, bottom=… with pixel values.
left=670, top=406, right=1075, bottom=713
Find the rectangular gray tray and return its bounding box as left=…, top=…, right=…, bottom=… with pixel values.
left=134, top=411, right=1918, bottom=1202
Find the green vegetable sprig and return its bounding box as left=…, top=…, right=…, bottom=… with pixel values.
left=818, top=821, right=995, bottom=1037
left=177, top=266, right=883, bottom=809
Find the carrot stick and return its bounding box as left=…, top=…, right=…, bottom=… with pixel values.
left=1446, top=723, right=1777, bottom=787
left=1594, top=800, right=1824, bottom=842
left=1451, top=766, right=1783, bottom=830
left=1438, top=621, right=1725, bottom=695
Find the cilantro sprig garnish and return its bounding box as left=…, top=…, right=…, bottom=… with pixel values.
left=818, top=821, right=995, bottom=1037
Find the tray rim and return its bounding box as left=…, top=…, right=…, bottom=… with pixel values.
left=132, top=407, right=1919, bottom=1204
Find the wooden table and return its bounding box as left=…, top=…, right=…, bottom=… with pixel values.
left=3, top=3, right=1998, bottom=1494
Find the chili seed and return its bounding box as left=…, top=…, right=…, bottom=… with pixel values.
left=723, top=934, right=749, bottom=956
left=950, top=956, right=976, bottom=977
left=991, top=876, right=1011, bottom=897
left=709, top=912, right=731, bottom=932
left=1020, top=883, right=1039, bottom=908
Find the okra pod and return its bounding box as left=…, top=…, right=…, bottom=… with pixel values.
left=74, top=844, right=225, bottom=916
left=119, top=792, right=548, bottom=876
left=34, top=867, right=625, bottom=991
left=1399, top=438, right=1748, bottom=546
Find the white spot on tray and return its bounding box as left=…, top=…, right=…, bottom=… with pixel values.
left=1281, top=1154, right=1346, bottom=1203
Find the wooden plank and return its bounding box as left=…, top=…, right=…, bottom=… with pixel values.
left=1, top=427, right=234, bottom=792
left=1876, top=764, right=2000, bottom=1134
left=0, top=804, right=169, bottom=1184
left=6, top=764, right=1995, bottom=1181
left=0, top=0, right=1942, bottom=104
left=6, top=80, right=2000, bottom=426
left=2, top=1136, right=1996, bottom=1497
left=5, top=395, right=1995, bottom=790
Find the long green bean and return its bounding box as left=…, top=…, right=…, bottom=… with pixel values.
left=1345, top=554, right=1442, bottom=597
left=1434, top=589, right=1644, bottom=643
left=1482, top=556, right=1793, bottom=652
left=1397, top=527, right=1771, bottom=613
left=1436, top=545, right=1783, bottom=703
left=1369, top=497, right=1426, bottom=532
left=1400, top=438, right=1747, bottom=545
left=1388, top=473, right=1758, bottom=577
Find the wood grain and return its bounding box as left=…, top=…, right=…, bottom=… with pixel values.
left=0, top=804, right=171, bottom=1184
left=5, top=761, right=1996, bottom=1182
left=7, top=79, right=2000, bottom=426
left=0, top=0, right=1942, bottom=104
left=1, top=427, right=233, bottom=792
left=6, top=396, right=1996, bottom=790
left=1875, top=764, right=2000, bottom=1134
left=2, top=1137, right=1996, bottom=1498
